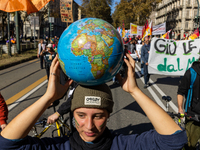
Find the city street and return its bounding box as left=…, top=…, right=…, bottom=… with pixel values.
left=0, top=58, right=182, bottom=137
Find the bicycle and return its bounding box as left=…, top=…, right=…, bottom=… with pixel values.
left=162, top=96, right=185, bottom=128
left=30, top=100, right=71, bottom=138
left=162, top=95, right=200, bottom=150
left=31, top=117, right=71, bottom=138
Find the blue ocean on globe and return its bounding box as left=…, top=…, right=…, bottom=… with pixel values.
left=58, top=18, right=124, bottom=86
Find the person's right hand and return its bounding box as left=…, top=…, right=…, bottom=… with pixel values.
left=47, top=113, right=60, bottom=124
left=37, top=54, right=39, bottom=58
left=178, top=109, right=184, bottom=115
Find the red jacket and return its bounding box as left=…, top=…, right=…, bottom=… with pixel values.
left=0, top=93, right=8, bottom=125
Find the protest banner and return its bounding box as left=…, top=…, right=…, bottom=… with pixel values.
left=60, top=0, right=73, bottom=23
left=130, top=22, right=165, bottom=36
left=148, top=38, right=200, bottom=76
left=130, top=24, right=137, bottom=35
left=152, top=22, right=166, bottom=35
left=130, top=23, right=143, bottom=35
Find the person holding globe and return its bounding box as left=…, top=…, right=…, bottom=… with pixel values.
left=0, top=53, right=187, bottom=149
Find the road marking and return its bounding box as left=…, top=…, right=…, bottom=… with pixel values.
left=6, top=76, right=47, bottom=110
left=135, top=63, right=178, bottom=112
left=149, top=79, right=178, bottom=113
left=29, top=59, right=38, bottom=63
left=135, top=67, right=167, bottom=111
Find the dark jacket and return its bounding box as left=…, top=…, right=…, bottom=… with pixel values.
left=0, top=129, right=187, bottom=150
left=141, top=44, right=150, bottom=64
left=127, top=42, right=136, bottom=54
left=177, top=61, right=200, bottom=115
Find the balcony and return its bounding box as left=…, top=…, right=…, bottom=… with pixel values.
left=194, top=3, right=199, bottom=8
left=185, top=4, right=192, bottom=8
left=184, top=16, right=192, bottom=20
left=178, top=27, right=182, bottom=30
left=167, top=0, right=172, bottom=4
left=177, top=4, right=183, bottom=9
left=185, top=27, right=193, bottom=30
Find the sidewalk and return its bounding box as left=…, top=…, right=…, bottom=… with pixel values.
left=0, top=49, right=37, bottom=70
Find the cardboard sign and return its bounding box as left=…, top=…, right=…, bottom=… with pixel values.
left=60, top=0, right=73, bottom=23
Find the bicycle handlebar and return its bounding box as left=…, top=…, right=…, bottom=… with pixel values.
left=34, top=118, right=48, bottom=127
left=169, top=112, right=200, bottom=122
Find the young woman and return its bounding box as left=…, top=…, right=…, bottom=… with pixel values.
left=0, top=54, right=187, bottom=150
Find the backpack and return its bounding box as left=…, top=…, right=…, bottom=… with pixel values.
left=185, top=67, right=197, bottom=113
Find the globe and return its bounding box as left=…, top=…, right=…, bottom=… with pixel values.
left=58, top=18, right=124, bottom=86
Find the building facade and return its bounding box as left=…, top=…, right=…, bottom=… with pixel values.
left=150, top=0, right=200, bottom=39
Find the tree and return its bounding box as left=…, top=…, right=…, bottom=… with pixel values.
left=81, top=0, right=113, bottom=24
left=112, top=0, right=161, bottom=28
left=112, top=0, right=134, bottom=29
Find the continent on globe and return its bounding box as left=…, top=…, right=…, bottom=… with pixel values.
left=58, top=18, right=124, bottom=86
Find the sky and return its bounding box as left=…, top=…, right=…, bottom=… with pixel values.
left=74, top=0, right=121, bottom=14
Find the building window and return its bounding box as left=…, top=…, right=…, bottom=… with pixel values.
left=194, top=9, right=197, bottom=17
left=186, top=9, right=190, bottom=17
left=185, top=22, right=188, bottom=29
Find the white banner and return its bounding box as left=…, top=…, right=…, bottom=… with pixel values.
left=152, top=22, right=166, bottom=35
left=130, top=22, right=166, bottom=36
left=130, top=23, right=143, bottom=35
left=148, top=38, right=200, bottom=76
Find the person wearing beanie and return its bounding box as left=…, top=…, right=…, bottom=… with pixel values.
left=1, top=54, right=187, bottom=150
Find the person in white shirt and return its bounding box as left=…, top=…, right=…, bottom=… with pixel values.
left=37, top=39, right=46, bottom=69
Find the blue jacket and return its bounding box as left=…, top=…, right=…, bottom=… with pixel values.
left=0, top=129, right=187, bottom=150
left=141, top=44, right=150, bottom=64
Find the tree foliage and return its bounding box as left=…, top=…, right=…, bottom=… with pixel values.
left=112, top=0, right=161, bottom=28
left=81, top=0, right=113, bottom=23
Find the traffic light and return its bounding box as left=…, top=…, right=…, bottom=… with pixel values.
left=195, top=16, right=199, bottom=23
left=51, top=24, right=54, bottom=31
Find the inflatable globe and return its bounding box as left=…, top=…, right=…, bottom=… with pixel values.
left=58, top=18, right=124, bottom=86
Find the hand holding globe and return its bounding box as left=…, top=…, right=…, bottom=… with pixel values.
left=58, top=18, right=124, bottom=86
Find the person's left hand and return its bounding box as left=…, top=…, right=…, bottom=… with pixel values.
left=47, top=112, right=60, bottom=124
left=45, top=55, right=73, bottom=102
left=116, top=53, right=139, bottom=95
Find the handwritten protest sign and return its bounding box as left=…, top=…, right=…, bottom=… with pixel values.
left=148, top=38, right=200, bottom=76
left=60, top=0, right=73, bottom=23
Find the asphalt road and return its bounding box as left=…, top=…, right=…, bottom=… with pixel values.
left=0, top=58, right=182, bottom=137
